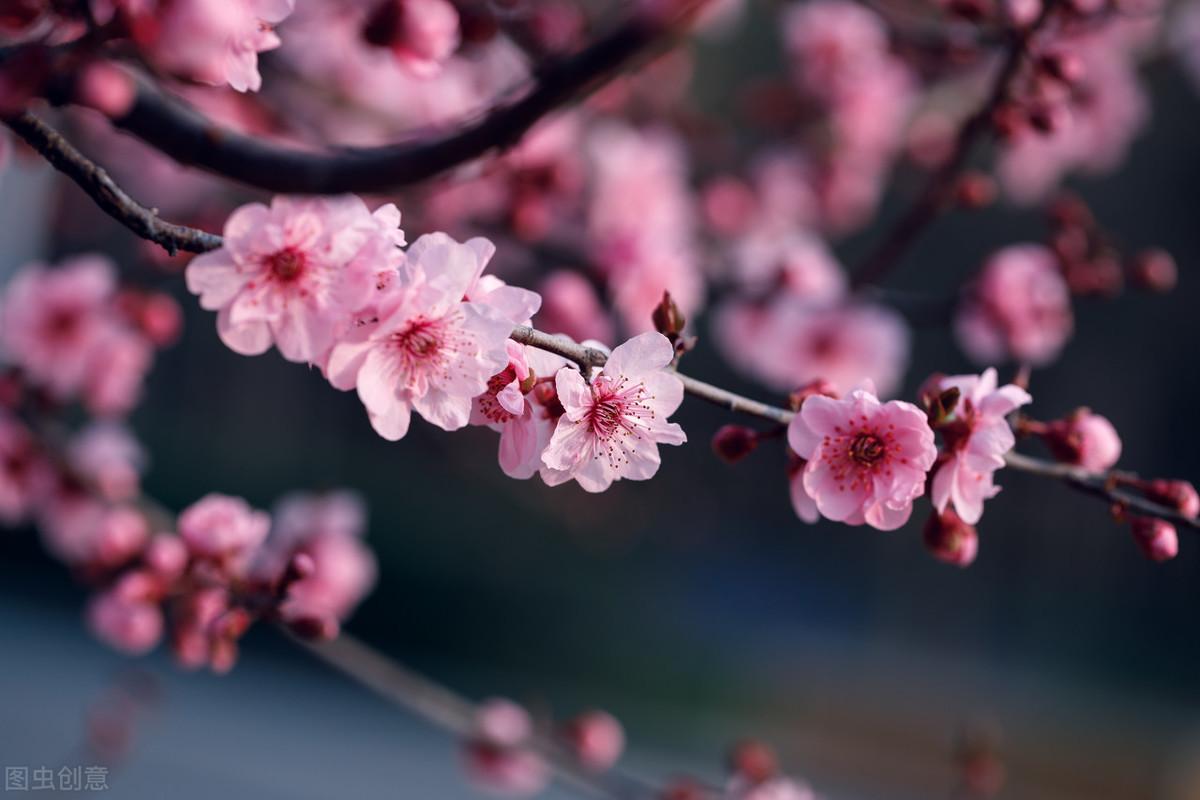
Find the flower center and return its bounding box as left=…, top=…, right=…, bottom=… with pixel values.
left=848, top=432, right=885, bottom=466
left=267, top=248, right=307, bottom=283
left=588, top=397, right=625, bottom=439
left=395, top=320, right=441, bottom=358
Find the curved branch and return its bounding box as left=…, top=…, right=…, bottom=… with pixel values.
left=3, top=111, right=223, bottom=254
left=90, top=12, right=694, bottom=195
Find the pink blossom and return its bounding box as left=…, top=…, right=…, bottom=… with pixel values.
left=144, top=0, right=296, bottom=92
left=788, top=383, right=937, bottom=530
left=923, top=508, right=980, bottom=567
left=364, top=0, right=461, bottom=77
left=535, top=271, right=615, bottom=346
left=186, top=196, right=404, bottom=364
left=715, top=300, right=909, bottom=397
left=563, top=711, right=625, bottom=772
left=87, top=586, right=164, bottom=656
left=541, top=333, right=686, bottom=492
left=729, top=777, right=817, bottom=800
left=0, top=255, right=117, bottom=399
left=465, top=699, right=549, bottom=797
left=0, top=413, right=44, bottom=523
left=783, top=0, right=890, bottom=100
left=929, top=368, right=1031, bottom=524
left=265, top=491, right=377, bottom=621
left=177, top=494, right=271, bottom=562
left=729, top=229, right=846, bottom=301
left=326, top=234, right=520, bottom=440
left=75, top=60, right=134, bottom=117
left=82, top=327, right=153, bottom=418
left=955, top=244, right=1073, bottom=366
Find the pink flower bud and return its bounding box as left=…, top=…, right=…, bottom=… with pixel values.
left=476, top=698, right=533, bottom=748
left=923, top=508, right=979, bottom=567
left=177, top=493, right=270, bottom=560
left=463, top=742, right=550, bottom=797
left=728, top=739, right=778, bottom=784
left=1142, top=480, right=1200, bottom=519
left=93, top=506, right=149, bottom=568
left=144, top=534, right=187, bottom=580
left=87, top=590, right=163, bottom=655
left=1130, top=517, right=1178, bottom=562
left=1043, top=410, right=1121, bottom=472
left=75, top=61, right=135, bottom=118
left=712, top=425, right=759, bottom=464
left=139, top=292, right=183, bottom=347
left=563, top=710, right=625, bottom=772
left=1129, top=249, right=1178, bottom=293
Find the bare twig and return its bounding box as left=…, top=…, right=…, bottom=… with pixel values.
left=79, top=9, right=705, bottom=195
left=3, top=111, right=223, bottom=255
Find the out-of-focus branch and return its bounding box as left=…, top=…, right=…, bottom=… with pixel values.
left=83, top=8, right=706, bottom=195
left=3, top=111, right=223, bottom=254
left=1003, top=451, right=1200, bottom=530
left=291, top=631, right=672, bottom=800
left=849, top=5, right=1057, bottom=289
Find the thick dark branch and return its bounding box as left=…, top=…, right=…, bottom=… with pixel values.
left=96, top=13, right=691, bottom=195
left=3, top=111, right=223, bottom=254
left=849, top=7, right=1055, bottom=289
left=1004, top=451, right=1200, bottom=531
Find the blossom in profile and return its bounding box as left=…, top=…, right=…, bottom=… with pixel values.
left=954, top=244, right=1073, bottom=366
left=929, top=368, right=1031, bottom=524
left=140, top=0, right=297, bottom=92
left=1130, top=516, right=1178, bottom=562
left=788, top=382, right=936, bottom=530
left=186, top=196, right=404, bottom=364
left=1043, top=409, right=1122, bottom=472
left=325, top=234, right=520, bottom=440
left=541, top=332, right=686, bottom=492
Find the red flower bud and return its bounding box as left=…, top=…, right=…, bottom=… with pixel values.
left=787, top=378, right=837, bottom=411
left=1129, top=517, right=1178, bottom=562
left=1128, top=249, right=1178, bottom=293
left=923, top=508, right=979, bottom=567
left=562, top=711, right=625, bottom=772
left=712, top=425, right=759, bottom=464
left=651, top=291, right=686, bottom=342
left=1142, top=479, right=1200, bottom=520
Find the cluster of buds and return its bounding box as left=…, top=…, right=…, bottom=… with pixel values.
left=1044, top=194, right=1178, bottom=297
left=1114, top=478, right=1199, bottom=562
left=85, top=491, right=377, bottom=670
left=462, top=699, right=625, bottom=796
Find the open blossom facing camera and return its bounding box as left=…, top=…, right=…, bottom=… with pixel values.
left=955, top=244, right=1073, bottom=366
left=541, top=333, right=686, bottom=492
left=788, top=383, right=936, bottom=530
left=929, top=369, right=1031, bottom=524
left=186, top=196, right=404, bottom=364
left=326, top=233, right=523, bottom=441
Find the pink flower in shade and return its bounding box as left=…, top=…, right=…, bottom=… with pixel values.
left=326, top=234, right=522, bottom=441
left=541, top=332, right=686, bottom=493
left=1130, top=517, right=1178, bottom=562
left=145, top=0, right=296, bottom=92
left=955, top=244, right=1073, bottom=366
left=783, top=0, right=890, bottom=101
left=471, top=341, right=571, bottom=480
left=563, top=711, right=625, bottom=772
left=177, top=494, right=271, bottom=562
left=535, top=271, right=615, bottom=346
left=87, top=584, right=164, bottom=656
left=82, top=327, right=153, bottom=418
left=186, top=196, right=404, bottom=364
left=788, top=382, right=937, bottom=530
left=928, top=368, right=1031, bottom=524
left=262, top=491, right=377, bottom=622
left=1043, top=409, right=1122, bottom=472
left=729, top=228, right=847, bottom=301
left=0, top=413, right=45, bottom=524
left=364, top=0, right=461, bottom=77
left=715, top=300, right=909, bottom=397
left=0, top=256, right=117, bottom=399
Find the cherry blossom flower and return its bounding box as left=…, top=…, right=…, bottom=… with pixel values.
left=364, top=0, right=461, bottom=77
left=929, top=369, right=1031, bottom=524
left=729, top=229, right=846, bottom=301
left=541, top=332, right=686, bottom=492
left=0, top=255, right=117, bottom=399
left=535, top=271, right=615, bottom=346
left=0, top=413, right=45, bottom=524
left=326, top=234, right=520, bottom=440
left=715, top=300, right=909, bottom=397
left=788, top=382, right=936, bottom=530
left=955, top=244, right=1073, bottom=366
left=923, top=508, right=979, bottom=567
left=563, top=711, right=625, bottom=772
left=1130, top=516, right=1178, bottom=562
left=142, top=0, right=297, bottom=92
left=177, top=493, right=271, bottom=563
left=186, top=196, right=404, bottom=364
left=783, top=0, right=890, bottom=100
left=87, top=584, right=164, bottom=656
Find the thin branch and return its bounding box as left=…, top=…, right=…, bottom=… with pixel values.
left=3, top=111, right=223, bottom=255
left=1003, top=451, right=1200, bottom=530
left=849, top=5, right=1056, bottom=289
left=80, top=10, right=702, bottom=195
left=290, top=631, right=675, bottom=800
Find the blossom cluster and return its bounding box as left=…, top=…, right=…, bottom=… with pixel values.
left=187, top=197, right=688, bottom=492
